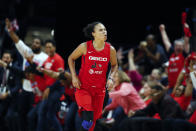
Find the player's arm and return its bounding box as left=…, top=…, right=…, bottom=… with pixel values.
left=107, top=46, right=118, bottom=91
left=68, top=43, right=87, bottom=89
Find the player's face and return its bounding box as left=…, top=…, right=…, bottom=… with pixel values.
left=92, top=23, right=107, bottom=41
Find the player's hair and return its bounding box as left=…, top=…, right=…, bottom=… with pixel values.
left=83, top=21, right=102, bottom=40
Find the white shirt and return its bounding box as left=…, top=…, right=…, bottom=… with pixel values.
left=15, top=40, right=48, bottom=92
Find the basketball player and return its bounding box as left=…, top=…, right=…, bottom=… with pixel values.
left=68, top=22, right=118, bottom=131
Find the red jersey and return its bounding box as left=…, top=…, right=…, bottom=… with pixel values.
left=168, top=53, right=185, bottom=88
left=43, top=53, right=64, bottom=87
left=171, top=93, right=192, bottom=111
left=78, top=40, right=110, bottom=90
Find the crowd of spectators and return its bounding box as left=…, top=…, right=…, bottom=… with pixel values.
left=0, top=10, right=196, bottom=131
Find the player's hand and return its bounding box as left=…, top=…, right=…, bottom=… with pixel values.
left=107, top=79, right=114, bottom=91
left=72, top=75, right=81, bottom=89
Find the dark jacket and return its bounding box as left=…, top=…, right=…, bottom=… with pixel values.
left=133, top=94, right=185, bottom=120
left=0, top=64, right=21, bottom=97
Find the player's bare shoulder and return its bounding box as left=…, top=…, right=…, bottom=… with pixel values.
left=110, top=45, right=117, bottom=54
left=79, top=42, right=87, bottom=55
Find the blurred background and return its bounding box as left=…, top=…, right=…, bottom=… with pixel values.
left=0, top=1, right=196, bottom=68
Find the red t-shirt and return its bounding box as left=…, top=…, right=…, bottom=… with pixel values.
left=43, top=53, right=64, bottom=87
left=171, top=93, right=192, bottom=111
left=168, top=53, right=185, bottom=88
left=78, top=40, right=110, bottom=90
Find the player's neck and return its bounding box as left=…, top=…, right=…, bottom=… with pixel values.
left=93, top=39, right=105, bottom=50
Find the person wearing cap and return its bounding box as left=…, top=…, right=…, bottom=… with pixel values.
left=174, top=52, right=196, bottom=97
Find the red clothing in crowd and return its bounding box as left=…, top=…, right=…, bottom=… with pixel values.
left=168, top=53, right=185, bottom=88
left=105, top=82, right=146, bottom=115
left=43, top=53, right=64, bottom=87
left=64, top=85, right=75, bottom=102
left=31, top=75, right=47, bottom=104
left=144, top=98, right=161, bottom=119
left=171, top=93, right=192, bottom=111
left=76, top=40, right=110, bottom=131
left=189, top=110, right=196, bottom=125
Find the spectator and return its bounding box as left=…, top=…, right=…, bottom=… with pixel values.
left=116, top=48, right=143, bottom=92
left=175, top=52, right=196, bottom=98
left=134, top=34, right=168, bottom=75
left=0, top=51, right=21, bottom=131
left=171, top=77, right=193, bottom=111
left=139, top=82, right=152, bottom=104
left=127, top=49, right=143, bottom=92
left=159, top=23, right=190, bottom=94
left=130, top=84, right=185, bottom=119
left=118, top=84, right=185, bottom=131
left=37, top=40, right=65, bottom=131
left=5, top=18, right=48, bottom=131
left=102, top=70, right=146, bottom=131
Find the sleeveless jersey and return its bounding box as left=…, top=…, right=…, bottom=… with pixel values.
left=78, top=40, right=110, bottom=90
left=168, top=53, right=185, bottom=88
